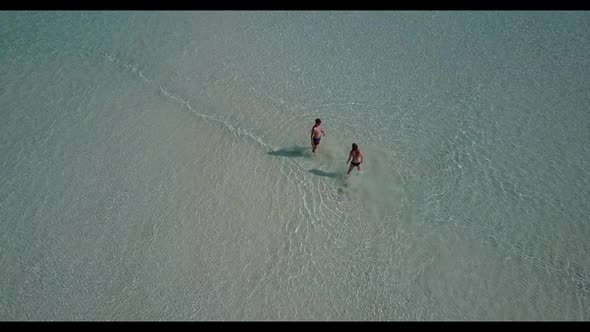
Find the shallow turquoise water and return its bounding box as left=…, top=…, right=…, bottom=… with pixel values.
left=0, top=11, right=589, bottom=320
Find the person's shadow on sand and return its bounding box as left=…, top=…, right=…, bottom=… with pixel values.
left=308, top=169, right=341, bottom=179
left=267, top=146, right=309, bottom=158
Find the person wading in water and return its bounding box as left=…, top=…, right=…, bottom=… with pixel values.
left=311, top=118, right=325, bottom=154
left=346, top=143, right=364, bottom=175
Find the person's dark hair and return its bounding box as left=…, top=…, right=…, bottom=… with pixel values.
left=352, top=143, right=358, bottom=151
left=315, top=118, right=321, bottom=125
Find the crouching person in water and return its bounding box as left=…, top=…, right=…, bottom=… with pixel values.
left=346, top=143, right=364, bottom=175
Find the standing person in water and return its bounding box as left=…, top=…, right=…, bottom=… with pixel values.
left=311, top=118, right=325, bottom=154
left=346, top=143, right=364, bottom=175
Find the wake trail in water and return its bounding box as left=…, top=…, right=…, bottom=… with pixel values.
left=100, top=50, right=355, bottom=221
left=100, top=48, right=414, bottom=232
left=103, top=51, right=275, bottom=152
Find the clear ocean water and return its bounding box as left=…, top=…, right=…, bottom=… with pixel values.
left=1, top=11, right=589, bottom=320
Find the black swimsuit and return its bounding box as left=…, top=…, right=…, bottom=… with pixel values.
left=351, top=150, right=361, bottom=167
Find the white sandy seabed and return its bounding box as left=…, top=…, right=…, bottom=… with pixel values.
left=0, top=12, right=589, bottom=320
